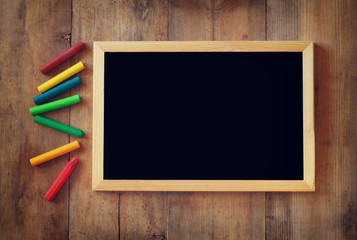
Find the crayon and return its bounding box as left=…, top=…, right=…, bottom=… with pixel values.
left=40, top=41, right=85, bottom=74
left=30, top=141, right=80, bottom=167
left=30, top=95, right=81, bottom=115
left=44, top=157, right=78, bottom=201
left=33, top=76, right=82, bottom=105
left=34, top=115, right=84, bottom=138
left=37, top=61, right=85, bottom=93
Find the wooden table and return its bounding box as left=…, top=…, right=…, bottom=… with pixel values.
left=1, top=0, right=356, bottom=239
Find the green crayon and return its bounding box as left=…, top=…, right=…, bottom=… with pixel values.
left=30, top=95, right=81, bottom=116
left=34, top=115, right=84, bottom=138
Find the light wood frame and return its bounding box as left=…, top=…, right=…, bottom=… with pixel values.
left=93, top=41, right=315, bottom=192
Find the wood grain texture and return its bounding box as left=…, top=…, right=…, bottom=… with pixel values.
left=167, top=192, right=264, bottom=240
left=293, top=3, right=341, bottom=238
left=68, top=1, right=122, bottom=239
left=213, top=0, right=265, bottom=41
left=266, top=0, right=357, bottom=239
left=339, top=1, right=357, bottom=238
left=1, top=0, right=356, bottom=239
left=266, top=0, right=298, bottom=41
left=0, top=0, right=72, bottom=239
left=120, top=192, right=167, bottom=240
left=107, top=1, right=170, bottom=240
left=169, top=0, right=212, bottom=40
left=265, top=1, right=299, bottom=239
left=166, top=1, right=265, bottom=239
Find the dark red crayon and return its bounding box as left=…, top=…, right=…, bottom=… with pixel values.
left=44, top=157, right=78, bottom=201
left=40, top=41, right=85, bottom=74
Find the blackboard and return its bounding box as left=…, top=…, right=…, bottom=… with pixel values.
left=93, top=41, right=315, bottom=191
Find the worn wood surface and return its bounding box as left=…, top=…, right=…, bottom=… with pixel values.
left=0, top=0, right=72, bottom=239
left=1, top=0, right=356, bottom=239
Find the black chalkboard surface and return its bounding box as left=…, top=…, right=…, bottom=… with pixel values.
left=92, top=41, right=314, bottom=191
left=103, top=52, right=303, bottom=180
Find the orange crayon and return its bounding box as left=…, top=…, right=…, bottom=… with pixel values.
left=30, top=141, right=80, bottom=167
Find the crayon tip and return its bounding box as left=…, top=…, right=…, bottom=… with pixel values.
left=70, top=157, right=78, bottom=165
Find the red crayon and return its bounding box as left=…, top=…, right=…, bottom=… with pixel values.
left=40, top=41, right=85, bottom=74
left=44, top=157, right=78, bottom=201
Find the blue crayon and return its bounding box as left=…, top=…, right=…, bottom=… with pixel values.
left=33, top=76, right=82, bottom=105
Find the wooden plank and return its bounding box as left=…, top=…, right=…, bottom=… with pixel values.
left=0, top=0, right=355, bottom=239
left=266, top=0, right=357, bottom=239
left=265, top=1, right=299, bottom=239
left=213, top=0, right=266, bottom=40
left=166, top=1, right=266, bottom=239
left=68, top=1, right=121, bottom=239
left=169, top=0, right=212, bottom=40
left=168, top=192, right=264, bottom=240
left=0, top=0, right=72, bottom=239
left=266, top=0, right=298, bottom=40
left=115, top=2, right=169, bottom=239
left=116, top=0, right=168, bottom=41
left=69, top=0, right=169, bottom=239
left=339, top=1, right=357, bottom=238
left=294, top=3, right=342, bottom=237
left=119, top=192, right=167, bottom=240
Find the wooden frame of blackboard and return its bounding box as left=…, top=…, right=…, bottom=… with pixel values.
left=93, top=41, right=314, bottom=192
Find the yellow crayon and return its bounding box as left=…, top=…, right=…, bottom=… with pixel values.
left=30, top=141, right=80, bottom=167
left=37, top=62, right=85, bottom=93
